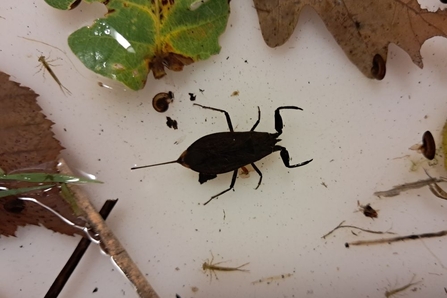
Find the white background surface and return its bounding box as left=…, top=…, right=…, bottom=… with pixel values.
left=1, top=1, right=447, bottom=297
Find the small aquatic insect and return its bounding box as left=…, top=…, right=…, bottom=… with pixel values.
left=202, top=252, right=249, bottom=281
left=37, top=55, right=72, bottom=95
left=152, top=91, right=174, bottom=112
left=357, top=201, right=378, bottom=219
left=131, top=104, right=313, bottom=205
left=409, top=130, right=436, bottom=160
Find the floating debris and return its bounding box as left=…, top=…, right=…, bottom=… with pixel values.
left=251, top=273, right=293, bottom=285
left=322, top=221, right=394, bottom=239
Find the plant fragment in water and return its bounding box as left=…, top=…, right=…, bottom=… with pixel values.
left=251, top=273, right=293, bottom=285
left=385, top=276, right=421, bottom=298
left=253, top=0, right=447, bottom=79
left=345, top=229, right=447, bottom=248
left=374, top=177, right=443, bottom=197
left=322, top=220, right=395, bottom=239
left=443, top=119, right=447, bottom=170
left=0, top=71, right=87, bottom=236
left=45, top=0, right=230, bottom=90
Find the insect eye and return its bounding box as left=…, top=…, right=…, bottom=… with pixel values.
left=152, top=92, right=174, bottom=113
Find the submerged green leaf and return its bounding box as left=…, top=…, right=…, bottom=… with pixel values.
left=47, top=0, right=230, bottom=90
left=60, top=183, right=83, bottom=216
left=0, top=185, right=56, bottom=199
left=0, top=172, right=102, bottom=184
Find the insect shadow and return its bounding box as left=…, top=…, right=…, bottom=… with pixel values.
left=131, top=104, right=313, bottom=205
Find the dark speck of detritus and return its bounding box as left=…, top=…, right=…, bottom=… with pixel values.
left=199, top=89, right=204, bottom=93
left=345, top=243, right=350, bottom=248
left=93, top=287, right=98, bottom=293
left=189, top=92, right=196, bottom=101
left=244, top=60, right=248, bottom=63
left=166, top=117, right=178, bottom=130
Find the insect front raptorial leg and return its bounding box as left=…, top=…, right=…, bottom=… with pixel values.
left=277, top=145, right=313, bottom=168
left=251, top=163, right=262, bottom=189
left=274, top=106, right=303, bottom=135
left=193, top=103, right=234, bottom=132
left=203, top=170, right=238, bottom=205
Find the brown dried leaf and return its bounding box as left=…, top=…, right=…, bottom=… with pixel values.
left=0, top=72, right=85, bottom=236
left=253, top=0, right=447, bottom=79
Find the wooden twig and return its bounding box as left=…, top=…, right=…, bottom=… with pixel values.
left=374, top=177, right=443, bottom=197
left=58, top=159, right=159, bottom=298
left=345, top=229, right=447, bottom=248
left=45, top=199, right=118, bottom=298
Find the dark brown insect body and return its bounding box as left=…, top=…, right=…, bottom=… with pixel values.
left=180, top=131, right=279, bottom=174
left=132, top=104, right=313, bottom=205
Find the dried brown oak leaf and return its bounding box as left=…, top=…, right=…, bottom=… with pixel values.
left=0, top=71, right=86, bottom=237
left=253, top=0, right=447, bottom=79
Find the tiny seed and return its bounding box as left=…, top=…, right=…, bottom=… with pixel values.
left=421, top=131, right=435, bottom=160
left=153, top=91, right=174, bottom=113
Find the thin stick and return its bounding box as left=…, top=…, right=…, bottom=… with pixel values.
left=321, top=221, right=395, bottom=239
left=345, top=229, right=447, bottom=248
left=58, top=159, right=159, bottom=298
left=45, top=199, right=118, bottom=298
left=374, top=177, right=443, bottom=197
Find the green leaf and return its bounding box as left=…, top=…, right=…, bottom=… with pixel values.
left=0, top=185, right=56, bottom=199
left=60, top=183, right=83, bottom=216
left=62, top=0, right=230, bottom=90
left=0, top=173, right=102, bottom=184
left=45, top=0, right=78, bottom=10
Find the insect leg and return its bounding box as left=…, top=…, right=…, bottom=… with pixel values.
left=274, top=106, right=303, bottom=136
left=275, top=146, right=313, bottom=168
left=203, top=170, right=238, bottom=205
left=193, top=104, right=234, bottom=132
left=250, top=163, right=263, bottom=189
left=250, top=107, right=261, bottom=131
